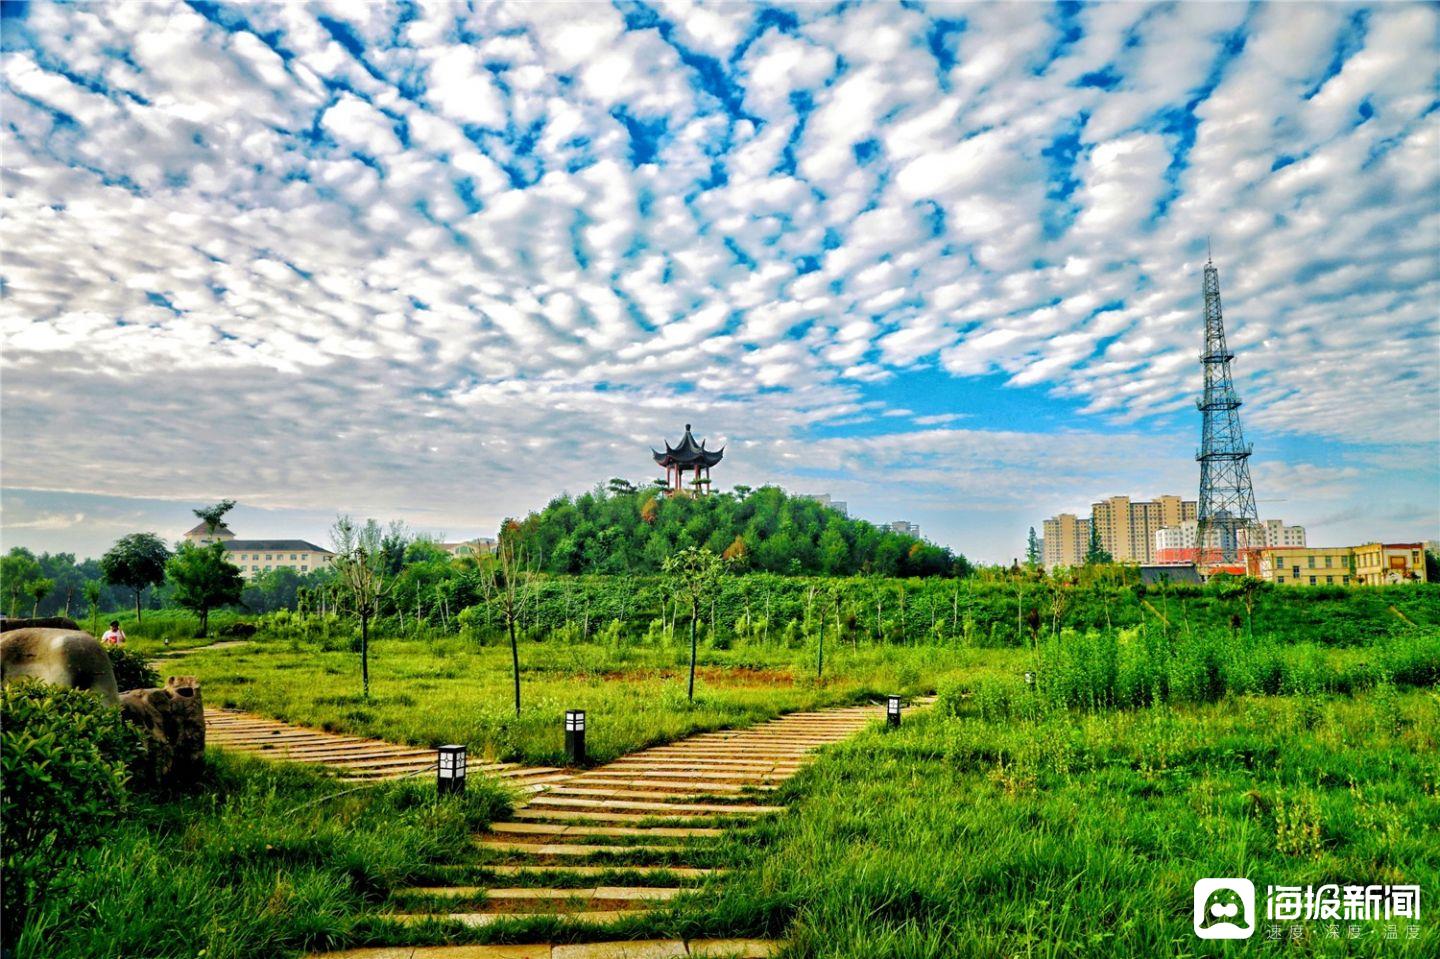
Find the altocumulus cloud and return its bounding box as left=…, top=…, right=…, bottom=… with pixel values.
left=0, top=0, right=1436, bottom=561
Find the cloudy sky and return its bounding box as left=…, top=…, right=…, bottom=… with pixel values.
left=1, top=0, right=1437, bottom=564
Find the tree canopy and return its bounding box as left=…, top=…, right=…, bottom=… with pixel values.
left=100, top=533, right=171, bottom=623
left=503, top=485, right=968, bottom=578
left=165, top=542, right=244, bottom=637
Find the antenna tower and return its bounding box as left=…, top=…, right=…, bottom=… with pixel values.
left=1196, top=252, right=1259, bottom=564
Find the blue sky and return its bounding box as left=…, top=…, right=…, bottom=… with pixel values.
left=1, top=0, right=1436, bottom=563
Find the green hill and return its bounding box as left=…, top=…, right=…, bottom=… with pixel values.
left=504, top=484, right=966, bottom=577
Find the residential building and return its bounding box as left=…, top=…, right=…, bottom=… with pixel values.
left=799, top=494, right=848, bottom=517
left=1155, top=518, right=1305, bottom=564
left=1352, top=542, right=1427, bottom=585
left=887, top=521, right=921, bottom=537
left=1256, top=542, right=1429, bottom=587
left=183, top=521, right=333, bottom=580
left=1042, top=513, right=1091, bottom=569
left=1255, top=546, right=1355, bottom=587
left=1091, top=495, right=1197, bottom=565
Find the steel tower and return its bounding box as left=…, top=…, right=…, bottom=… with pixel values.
left=1196, top=252, right=1258, bottom=564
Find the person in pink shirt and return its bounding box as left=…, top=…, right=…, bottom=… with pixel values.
left=101, top=620, right=126, bottom=647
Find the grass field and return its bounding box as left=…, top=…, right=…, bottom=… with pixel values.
left=679, top=686, right=1440, bottom=957
left=10, top=752, right=510, bottom=959
left=11, top=589, right=1438, bottom=958
left=183, top=634, right=1015, bottom=765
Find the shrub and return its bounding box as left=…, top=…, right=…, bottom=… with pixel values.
left=1, top=681, right=143, bottom=936
left=106, top=646, right=161, bottom=692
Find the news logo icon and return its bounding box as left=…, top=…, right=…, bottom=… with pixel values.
left=1194, top=878, right=1256, bottom=939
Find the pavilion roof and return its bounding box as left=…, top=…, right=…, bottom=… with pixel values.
left=653, top=424, right=724, bottom=468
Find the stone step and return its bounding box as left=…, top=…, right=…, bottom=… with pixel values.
left=573, top=769, right=784, bottom=783
left=393, top=910, right=629, bottom=927
left=397, top=886, right=682, bottom=906
left=564, top=778, right=772, bottom=794
left=527, top=796, right=782, bottom=816
left=490, top=822, right=722, bottom=839
left=302, top=939, right=779, bottom=958
left=475, top=839, right=689, bottom=857
left=440, top=864, right=720, bottom=880
left=514, top=808, right=731, bottom=826
left=537, top=786, right=766, bottom=803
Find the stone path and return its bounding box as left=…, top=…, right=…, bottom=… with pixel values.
left=204, top=708, right=571, bottom=790
left=155, top=639, right=252, bottom=659
left=308, top=702, right=893, bottom=959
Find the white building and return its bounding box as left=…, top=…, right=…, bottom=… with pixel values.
left=800, top=493, right=849, bottom=517
left=1154, top=518, right=1305, bottom=561
left=888, top=520, right=921, bottom=537
left=182, top=522, right=333, bottom=580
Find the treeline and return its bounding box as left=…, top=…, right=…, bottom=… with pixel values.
left=504, top=483, right=968, bottom=577
left=0, top=545, right=328, bottom=621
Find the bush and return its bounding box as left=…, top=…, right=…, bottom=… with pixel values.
left=106, top=646, right=161, bottom=692
left=1, top=681, right=143, bottom=938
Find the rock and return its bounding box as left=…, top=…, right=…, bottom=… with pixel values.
left=0, top=616, right=82, bottom=633
left=1, top=627, right=120, bottom=705
left=120, top=676, right=205, bottom=786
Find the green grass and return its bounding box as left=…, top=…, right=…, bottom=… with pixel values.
left=184, top=633, right=1020, bottom=764
left=10, top=751, right=511, bottom=959
left=675, top=687, right=1440, bottom=957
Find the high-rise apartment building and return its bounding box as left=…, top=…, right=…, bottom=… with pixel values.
left=1041, top=495, right=1197, bottom=568
left=1091, top=495, right=1197, bottom=564
left=1042, top=513, right=1092, bottom=569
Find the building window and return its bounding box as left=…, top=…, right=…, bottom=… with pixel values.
left=1277, top=577, right=1285, bottom=584
left=290, top=553, right=297, bottom=560
left=1342, top=576, right=1349, bottom=584
left=1324, top=556, right=1333, bottom=568
left=1325, top=576, right=1333, bottom=584
left=1292, top=566, right=1300, bottom=577
left=251, top=566, right=258, bottom=571
left=1308, top=576, right=1316, bottom=585
left=1307, top=556, right=1315, bottom=568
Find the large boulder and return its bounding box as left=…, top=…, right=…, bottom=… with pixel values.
left=120, top=676, right=205, bottom=786
left=0, top=627, right=120, bottom=705
left=0, top=615, right=82, bottom=633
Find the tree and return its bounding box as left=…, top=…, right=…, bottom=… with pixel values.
left=26, top=578, right=53, bottom=617
left=1084, top=523, right=1112, bottom=565
left=192, top=499, right=237, bottom=536
left=1026, top=527, right=1041, bottom=569
left=330, top=516, right=392, bottom=700
left=663, top=547, right=726, bottom=703
left=480, top=533, right=534, bottom=717
left=0, top=548, right=40, bottom=617
left=166, top=542, right=244, bottom=638
left=83, top=580, right=103, bottom=637
left=100, top=534, right=171, bottom=624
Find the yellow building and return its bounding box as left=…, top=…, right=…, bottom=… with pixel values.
left=1091, top=494, right=1197, bottom=564
left=1256, top=546, right=1355, bottom=587
left=1256, top=542, right=1427, bottom=587
left=1352, top=542, right=1427, bottom=585
left=183, top=522, right=334, bottom=580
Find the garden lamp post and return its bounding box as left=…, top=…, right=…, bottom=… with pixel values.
left=437, top=744, right=466, bottom=795
left=886, top=695, right=901, bottom=728
left=565, top=709, right=586, bottom=766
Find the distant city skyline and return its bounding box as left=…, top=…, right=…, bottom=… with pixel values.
left=2, top=2, right=1437, bottom=563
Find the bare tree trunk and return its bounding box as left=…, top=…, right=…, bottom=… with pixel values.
left=135, top=588, right=143, bottom=625
left=688, top=599, right=699, bottom=703
left=509, top=611, right=521, bottom=717
left=361, top=612, right=370, bottom=699
left=817, top=612, right=824, bottom=680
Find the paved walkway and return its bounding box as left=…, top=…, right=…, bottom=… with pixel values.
left=306, top=702, right=897, bottom=959
left=204, top=709, right=571, bottom=790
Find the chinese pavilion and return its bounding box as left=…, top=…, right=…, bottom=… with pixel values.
left=652, top=424, right=724, bottom=495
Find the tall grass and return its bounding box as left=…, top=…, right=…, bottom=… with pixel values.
left=678, top=689, right=1440, bottom=957
left=10, top=751, right=510, bottom=959
left=1020, top=626, right=1440, bottom=712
